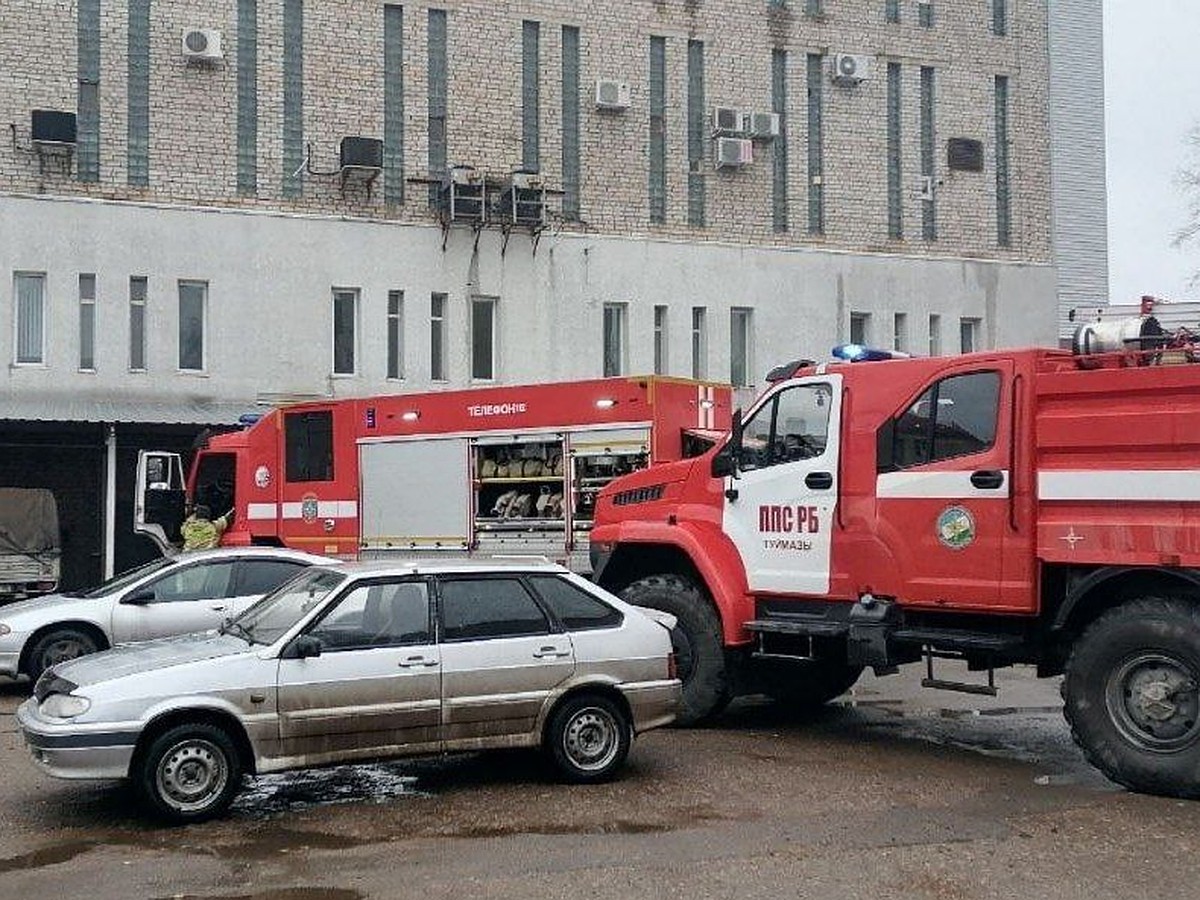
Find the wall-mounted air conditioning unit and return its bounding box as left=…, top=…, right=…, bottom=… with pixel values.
left=182, top=28, right=223, bottom=61
left=595, top=79, right=631, bottom=110
left=714, top=137, right=753, bottom=170
left=711, top=106, right=745, bottom=136
left=340, top=137, right=383, bottom=171
left=831, top=53, right=871, bottom=84
left=918, top=174, right=936, bottom=202
left=743, top=111, right=781, bottom=140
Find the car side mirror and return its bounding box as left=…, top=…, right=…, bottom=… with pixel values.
left=286, top=635, right=323, bottom=660
left=712, top=408, right=744, bottom=479
left=123, top=589, right=155, bottom=605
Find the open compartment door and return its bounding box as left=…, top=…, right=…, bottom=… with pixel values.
left=135, top=450, right=186, bottom=556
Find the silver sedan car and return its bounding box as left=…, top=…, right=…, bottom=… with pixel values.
left=17, top=559, right=680, bottom=822
left=0, top=548, right=329, bottom=681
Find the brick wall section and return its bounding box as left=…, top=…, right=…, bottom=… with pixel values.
left=0, top=0, right=1051, bottom=263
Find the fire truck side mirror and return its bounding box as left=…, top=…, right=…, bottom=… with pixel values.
left=712, top=409, right=743, bottom=479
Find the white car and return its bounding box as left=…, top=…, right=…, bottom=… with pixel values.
left=0, top=548, right=329, bottom=682
left=17, top=559, right=681, bottom=822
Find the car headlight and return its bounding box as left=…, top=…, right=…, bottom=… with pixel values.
left=0, top=624, right=10, bottom=636
left=40, top=694, right=91, bottom=718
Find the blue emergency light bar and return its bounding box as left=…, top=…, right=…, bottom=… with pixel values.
left=237, top=413, right=263, bottom=426
left=831, top=344, right=911, bottom=363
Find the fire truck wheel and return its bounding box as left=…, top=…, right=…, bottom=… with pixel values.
left=1063, top=596, right=1200, bottom=799
left=759, top=659, right=863, bottom=711
left=622, top=574, right=730, bottom=725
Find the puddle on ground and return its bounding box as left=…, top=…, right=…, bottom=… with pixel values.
left=442, top=820, right=678, bottom=839
left=232, top=763, right=422, bottom=818
left=153, top=890, right=362, bottom=900
left=0, top=840, right=96, bottom=874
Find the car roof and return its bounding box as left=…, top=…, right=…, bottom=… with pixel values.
left=175, top=546, right=331, bottom=564
left=316, top=556, right=569, bottom=579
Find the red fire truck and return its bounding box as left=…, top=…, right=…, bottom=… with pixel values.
left=135, top=376, right=730, bottom=571
left=591, top=322, right=1200, bottom=797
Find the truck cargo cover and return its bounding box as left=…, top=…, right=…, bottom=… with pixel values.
left=0, top=488, right=60, bottom=554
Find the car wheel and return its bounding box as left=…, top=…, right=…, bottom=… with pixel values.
left=136, top=722, right=243, bottom=823
left=26, top=627, right=100, bottom=681
left=1063, top=595, right=1200, bottom=799
left=621, top=574, right=731, bottom=725
left=546, top=694, right=632, bottom=784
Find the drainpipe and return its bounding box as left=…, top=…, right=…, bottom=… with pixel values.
left=104, top=423, right=116, bottom=579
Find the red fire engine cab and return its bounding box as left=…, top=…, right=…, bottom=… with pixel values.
left=135, top=376, right=729, bottom=571
left=591, top=323, right=1200, bottom=798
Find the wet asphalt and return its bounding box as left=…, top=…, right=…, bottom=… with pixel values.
left=2, top=665, right=1199, bottom=900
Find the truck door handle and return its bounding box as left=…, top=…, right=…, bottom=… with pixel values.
left=970, top=470, right=1005, bottom=490
left=398, top=656, right=439, bottom=668
left=805, top=472, right=834, bottom=491
left=533, top=647, right=571, bottom=659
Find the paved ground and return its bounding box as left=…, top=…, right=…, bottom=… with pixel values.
left=2, top=664, right=1199, bottom=900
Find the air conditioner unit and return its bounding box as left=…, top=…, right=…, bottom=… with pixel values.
left=595, top=79, right=631, bottom=110
left=714, top=137, right=753, bottom=170
left=449, top=164, right=481, bottom=186
left=743, top=111, right=781, bottom=140
left=181, top=28, right=223, bottom=61
left=340, top=137, right=383, bottom=171
left=31, top=110, right=77, bottom=145
left=918, top=174, right=936, bottom=202
left=711, top=106, right=745, bottom=136
left=831, top=53, right=871, bottom=84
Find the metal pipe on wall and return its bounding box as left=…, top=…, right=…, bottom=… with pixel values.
left=104, top=424, right=116, bottom=579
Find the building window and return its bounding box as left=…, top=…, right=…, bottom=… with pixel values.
left=14, top=273, right=46, bottom=365
left=431, top=292, right=447, bottom=380
left=807, top=53, right=825, bottom=235
left=472, top=295, right=497, bottom=381
left=130, top=277, right=147, bottom=371
left=387, top=290, right=404, bottom=379
left=77, top=0, right=100, bottom=182
left=918, top=1, right=934, bottom=28
left=521, top=21, right=540, bottom=172
left=920, top=66, right=937, bottom=242
left=562, top=25, right=581, bottom=221
left=427, top=8, right=449, bottom=205
left=687, top=40, right=706, bottom=228
left=849, top=312, right=870, bottom=346
left=281, top=0, right=304, bottom=199
left=237, top=0, right=259, bottom=195
left=178, top=281, right=207, bottom=372
left=653, top=305, right=669, bottom=375
left=885, top=0, right=900, bottom=23
left=887, top=62, right=903, bottom=240
left=995, top=75, right=1012, bottom=248
left=731, top=307, right=753, bottom=388
left=332, top=288, right=358, bottom=376
left=805, top=0, right=823, bottom=16
left=772, top=49, right=789, bottom=233
left=649, top=36, right=667, bottom=225
left=383, top=4, right=404, bottom=205
left=960, top=317, right=981, bottom=353
left=603, top=303, right=627, bottom=377
left=928, top=313, right=942, bottom=356
left=691, top=306, right=708, bottom=379
left=992, top=0, right=1008, bottom=36
left=79, top=274, right=96, bottom=371
left=127, top=0, right=150, bottom=186
left=892, top=312, right=908, bottom=353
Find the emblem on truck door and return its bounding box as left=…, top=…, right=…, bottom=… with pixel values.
left=936, top=506, right=976, bottom=550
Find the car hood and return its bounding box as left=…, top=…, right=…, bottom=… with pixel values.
left=50, top=632, right=254, bottom=687
left=0, top=592, right=109, bottom=629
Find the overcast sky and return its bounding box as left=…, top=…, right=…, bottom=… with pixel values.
left=1105, top=0, right=1200, bottom=303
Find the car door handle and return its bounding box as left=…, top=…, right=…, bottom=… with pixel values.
left=532, top=647, right=571, bottom=659
left=209, top=604, right=227, bottom=612
left=805, top=472, right=834, bottom=491
left=398, top=656, right=439, bottom=668
left=970, top=470, right=1005, bottom=490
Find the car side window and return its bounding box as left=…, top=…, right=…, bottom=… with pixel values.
left=881, top=371, right=1001, bottom=472
left=528, top=576, right=623, bottom=631
left=307, top=581, right=431, bottom=651
left=237, top=559, right=307, bottom=596
left=439, top=577, right=551, bottom=642
left=141, top=561, right=236, bottom=603
left=739, top=384, right=832, bottom=471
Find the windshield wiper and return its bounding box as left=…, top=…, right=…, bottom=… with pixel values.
left=220, top=619, right=258, bottom=645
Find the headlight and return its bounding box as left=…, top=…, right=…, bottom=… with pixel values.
left=0, top=624, right=10, bottom=636
left=40, top=694, right=91, bottom=718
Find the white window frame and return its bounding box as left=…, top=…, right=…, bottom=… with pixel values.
left=928, top=313, right=942, bottom=356
left=892, top=312, right=908, bottom=353
left=78, top=273, right=97, bottom=372
left=603, top=302, right=628, bottom=377
left=849, top=311, right=870, bottom=346
left=177, top=280, right=208, bottom=373
left=691, top=306, right=708, bottom=380
left=730, top=306, right=753, bottom=388
left=13, top=272, right=47, bottom=366
left=129, top=276, right=148, bottom=372
left=653, top=305, right=668, bottom=375
left=387, top=289, right=405, bottom=380
left=331, top=287, right=360, bottom=377
left=431, top=292, right=448, bottom=382
left=960, top=316, right=981, bottom=354
left=471, top=294, right=498, bottom=382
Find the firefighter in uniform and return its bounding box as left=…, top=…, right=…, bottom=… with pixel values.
left=180, top=504, right=232, bottom=551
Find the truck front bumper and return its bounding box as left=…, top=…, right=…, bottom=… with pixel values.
left=16, top=699, right=138, bottom=780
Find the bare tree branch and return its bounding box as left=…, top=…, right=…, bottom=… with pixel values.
left=1175, top=125, right=1200, bottom=287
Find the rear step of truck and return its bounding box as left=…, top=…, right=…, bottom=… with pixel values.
left=745, top=617, right=849, bottom=638
left=892, top=630, right=1025, bottom=697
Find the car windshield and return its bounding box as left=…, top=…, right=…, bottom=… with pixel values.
left=68, top=556, right=178, bottom=599
left=231, top=568, right=346, bottom=646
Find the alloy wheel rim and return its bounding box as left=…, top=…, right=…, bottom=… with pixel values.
left=1105, top=652, right=1200, bottom=753
left=155, top=738, right=229, bottom=813
left=42, top=637, right=88, bottom=670
left=562, top=707, right=621, bottom=772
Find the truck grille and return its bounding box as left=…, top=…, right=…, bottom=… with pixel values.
left=612, top=484, right=665, bottom=506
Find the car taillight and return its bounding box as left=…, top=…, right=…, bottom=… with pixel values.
left=667, top=651, right=678, bottom=680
